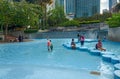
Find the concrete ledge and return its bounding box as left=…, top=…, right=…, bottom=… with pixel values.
left=62, top=43, right=88, bottom=51
left=89, top=49, right=101, bottom=56
left=101, top=51, right=114, bottom=55
left=84, top=39, right=97, bottom=43
left=102, top=55, right=113, bottom=62
left=114, top=70, right=120, bottom=79
left=63, top=41, right=120, bottom=65
left=114, top=63, right=120, bottom=70
left=78, top=47, right=88, bottom=51
left=111, top=57, right=120, bottom=64
left=62, top=43, right=71, bottom=49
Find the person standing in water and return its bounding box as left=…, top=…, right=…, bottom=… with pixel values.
left=77, top=32, right=80, bottom=42
left=80, top=35, right=85, bottom=46
left=50, top=40, right=53, bottom=52
left=71, top=38, right=76, bottom=49
left=47, top=39, right=51, bottom=51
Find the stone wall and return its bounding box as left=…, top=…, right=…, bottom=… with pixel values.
left=108, top=27, right=120, bottom=42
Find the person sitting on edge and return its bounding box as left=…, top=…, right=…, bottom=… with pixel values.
left=96, top=40, right=106, bottom=51
left=71, top=38, right=76, bottom=49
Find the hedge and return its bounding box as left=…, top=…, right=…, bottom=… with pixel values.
left=24, top=29, right=38, bottom=33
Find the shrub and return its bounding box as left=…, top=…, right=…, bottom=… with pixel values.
left=24, top=29, right=38, bottom=33
left=106, top=13, right=120, bottom=28
left=79, top=20, right=100, bottom=24
left=60, top=20, right=80, bottom=27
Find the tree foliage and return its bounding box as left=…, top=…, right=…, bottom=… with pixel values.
left=0, top=0, right=41, bottom=40
left=60, top=20, right=80, bottom=27
left=0, top=0, right=14, bottom=25
left=47, top=5, right=67, bottom=27
left=0, top=0, right=41, bottom=27
left=106, top=13, right=120, bottom=28
left=33, top=0, right=53, bottom=5
left=14, top=1, right=40, bottom=27
left=31, top=0, right=53, bottom=29
left=75, top=13, right=112, bottom=22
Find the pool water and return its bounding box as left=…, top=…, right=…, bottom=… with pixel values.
left=0, top=38, right=118, bottom=79
left=85, top=40, right=120, bottom=55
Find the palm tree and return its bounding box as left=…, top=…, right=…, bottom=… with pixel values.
left=34, top=0, right=53, bottom=29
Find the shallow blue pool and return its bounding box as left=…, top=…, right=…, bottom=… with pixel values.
left=0, top=38, right=119, bottom=79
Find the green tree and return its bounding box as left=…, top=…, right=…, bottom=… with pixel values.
left=13, top=0, right=40, bottom=27
left=106, top=13, right=120, bottom=28
left=47, top=5, right=67, bottom=27
left=0, top=0, right=16, bottom=41
left=61, top=20, right=80, bottom=27
left=0, top=0, right=40, bottom=41
left=74, top=12, right=112, bottom=23
left=33, top=0, right=53, bottom=29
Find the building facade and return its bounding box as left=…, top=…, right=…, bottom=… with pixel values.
left=109, top=0, right=117, bottom=11
left=65, top=0, right=75, bottom=18
left=75, top=0, right=100, bottom=18
left=56, top=0, right=100, bottom=18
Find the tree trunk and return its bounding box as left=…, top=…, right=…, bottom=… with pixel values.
left=41, top=3, right=47, bottom=29
left=44, top=3, right=47, bottom=28
left=4, top=25, right=8, bottom=42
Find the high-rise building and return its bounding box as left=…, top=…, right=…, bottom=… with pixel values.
left=109, top=0, right=117, bottom=11
left=56, top=0, right=100, bottom=18
left=75, top=0, right=100, bottom=18
left=65, top=0, right=75, bottom=18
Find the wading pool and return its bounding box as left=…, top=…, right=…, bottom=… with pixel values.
left=0, top=38, right=120, bottom=79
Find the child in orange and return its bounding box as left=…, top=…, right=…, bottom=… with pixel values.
left=47, top=39, right=51, bottom=51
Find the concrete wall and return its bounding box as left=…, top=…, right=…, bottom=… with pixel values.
left=108, top=27, right=120, bottom=42
left=10, top=30, right=107, bottom=39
